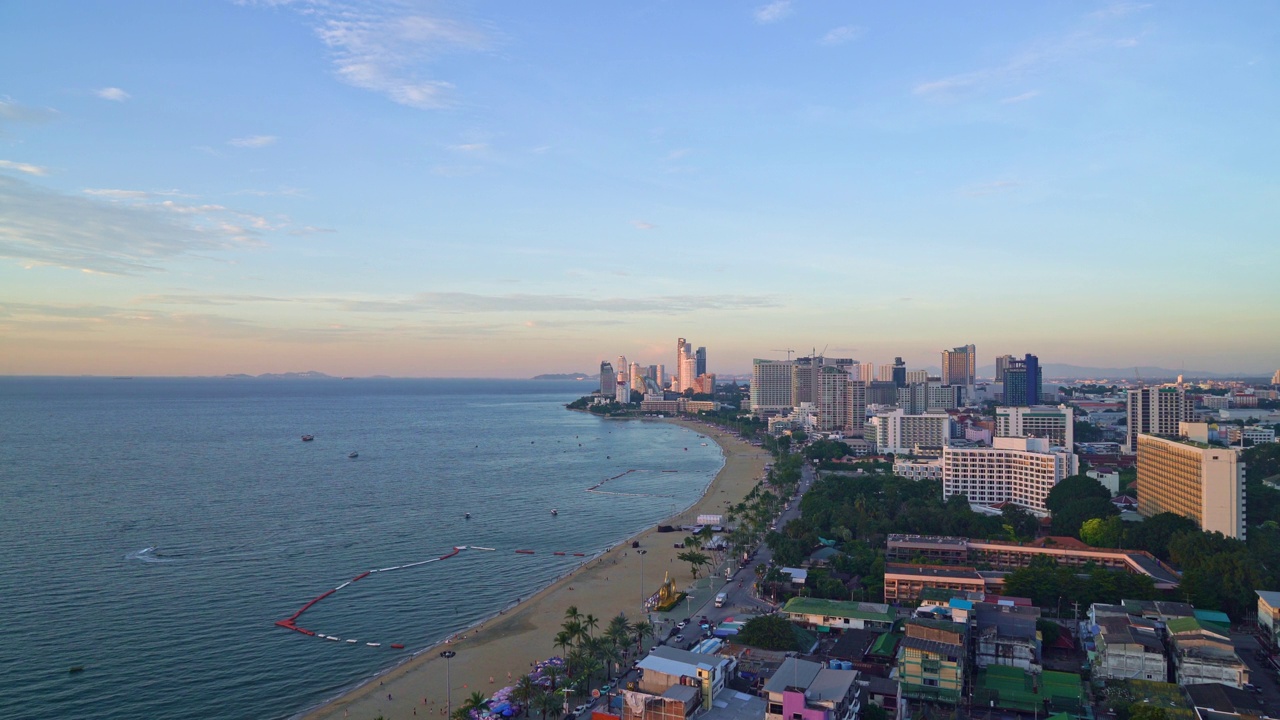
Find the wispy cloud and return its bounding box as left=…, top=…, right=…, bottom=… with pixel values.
left=0, top=98, right=58, bottom=124
left=0, top=159, right=48, bottom=176
left=0, top=175, right=271, bottom=274
left=630, top=220, right=656, bottom=230
left=251, top=1, right=491, bottom=109
left=820, top=25, right=863, bottom=46
left=84, top=188, right=191, bottom=199
left=1000, top=90, right=1041, bottom=104
left=449, top=142, right=488, bottom=152
left=228, top=135, right=278, bottom=148
left=94, top=87, right=131, bottom=102
left=754, top=0, right=794, bottom=24
left=914, top=6, right=1151, bottom=100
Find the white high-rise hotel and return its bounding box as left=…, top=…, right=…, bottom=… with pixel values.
left=943, top=437, right=1078, bottom=512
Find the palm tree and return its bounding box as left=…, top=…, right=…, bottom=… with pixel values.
left=605, top=613, right=631, bottom=644
left=532, top=689, right=560, bottom=720
left=564, top=606, right=582, bottom=624
left=513, top=675, right=539, bottom=718
left=631, top=620, right=654, bottom=653
left=553, top=630, right=575, bottom=657
left=562, top=619, right=585, bottom=648
left=596, top=639, right=624, bottom=681
left=456, top=691, right=490, bottom=720
left=583, top=613, right=599, bottom=639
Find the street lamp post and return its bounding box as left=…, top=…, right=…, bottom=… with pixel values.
left=637, top=549, right=648, bottom=608
left=440, top=650, right=457, bottom=719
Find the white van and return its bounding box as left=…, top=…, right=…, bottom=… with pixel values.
left=714, top=592, right=727, bottom=608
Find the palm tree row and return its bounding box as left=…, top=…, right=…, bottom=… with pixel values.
left=555, top=607, right=654, bottom=700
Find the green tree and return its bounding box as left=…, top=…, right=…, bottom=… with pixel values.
left=513, top=675, right=539, bottom=718
left=1129, top=705, right=1170, bottom=720
left=1052, top=496, right=1118, bottom=538
left=1079, top=516, right=1125, bottom=548
left=1000, top=504, right=1040, bottom=541
left=677, top=550, right=711, bottom=578
left=735, top=615, right=802, bottom=651
left=1045, top=475, right=1112, bottom=514
left=1124, top=512, right=1198, bottom=560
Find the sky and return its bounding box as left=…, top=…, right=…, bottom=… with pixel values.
left=1, top=1, right=1278, bottom=378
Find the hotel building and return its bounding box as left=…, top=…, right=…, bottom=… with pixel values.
left=942, top=437, right=1078, bottom=512
left=1136, top=429, right=1246, bottom=539
left=941, top=344, right=976, bottom=387
left=995, top=405, right=1075, bottom=448
left=751, top=359, right=794, bottom=416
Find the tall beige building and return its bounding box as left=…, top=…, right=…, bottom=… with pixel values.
left=815, top=365, right=849, bottom=432
left=750, top=359, right=794, bottom=415
left=1126, top=385, right=1193, bottom=452
left=941, top=344, right=976, bottom=386
left=1136, top=429, right=1246, bottom=539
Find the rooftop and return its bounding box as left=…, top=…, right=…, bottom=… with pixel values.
left=782, top=597, right=894, bottom=623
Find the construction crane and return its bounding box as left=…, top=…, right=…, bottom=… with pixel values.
left=771, top=348, right=796, bottom=361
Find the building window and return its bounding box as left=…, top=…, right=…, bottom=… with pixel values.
left=923, top=678, right=939, bottom=687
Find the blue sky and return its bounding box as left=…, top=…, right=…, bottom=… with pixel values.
left=1, top=1, right=1277, bottom=377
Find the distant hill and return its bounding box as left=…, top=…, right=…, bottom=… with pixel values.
left=221, top=371, right=336, bottom=380
left=531, top=373, right=595, bottom=381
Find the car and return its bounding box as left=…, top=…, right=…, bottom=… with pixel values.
left=600, top=683, right=612, bottom=693
left=676, top=620, right=688, bottom=629
left=574, top=704, right=590, bottom=715
left=675, top=634, right=684, bottom=642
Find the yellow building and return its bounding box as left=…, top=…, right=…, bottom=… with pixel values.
left=1135, top=431, right=1245, bottom=539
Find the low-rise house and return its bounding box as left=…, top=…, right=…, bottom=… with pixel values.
left=1090, top=615, right=1167, bottom=682
left=1167, top=618, right=1248, bottom=689
left=620, top=686, right=701, bottom=720
left=897, top=619, right=967, bottom=705
left=972, top=602, right=1042, bottom=672
left=762, top=658, right=861, bottom=720
left=782, top=598, right=896, bottom=633
left=637, top=646, right=734, bottom=710
left=1183, top=683, right=1269, bottom=720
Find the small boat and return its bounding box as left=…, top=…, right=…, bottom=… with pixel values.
left=366, top=642, right=381, bottom=647
left=464, top=512, right=471, bottom=520
left=301, top=435, right=314, bottom=442
left=326, top=635, right=341, bottom=641
left=551, top=509, right=558, bottom=516
left=348, top=451, right=358, bottom=459
left=390, top=643, right=405, bottom=649
left=68, top=666, right=85, bottom=674
left=346, top=639, right=357, bottom=643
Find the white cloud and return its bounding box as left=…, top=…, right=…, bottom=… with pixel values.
left=820, top=25, right=863, bottom=46
left=449, top=142, right=488, bottom=152
left=630, top=220, right=656, bottom=230
left=0, top=175, right=270, bottom=274
left=95, top=87, right=130, bottom=102
left=0, top=159, right=48, bottom=176
left=252, top=1, right=491, bottom=110
left=1000, top=90, right=1041, bottom=104
left=228, top=135, right=278, bottom=148
left=84, top=188, right=191, bottom=199
left=754, top=0, right=794, bottom=24
left=0, top=98, right=58, bottom=124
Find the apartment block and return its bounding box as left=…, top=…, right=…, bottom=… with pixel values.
left=751, top=359, right=794, bottom=415
left=942, top=437, right=1078, bottom=512
left=995, top=405, right=1075, bottom=448
left=1126, top=385, right=1193, bottom=452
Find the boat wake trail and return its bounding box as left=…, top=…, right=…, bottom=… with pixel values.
left=125, top=546, right=175, bottom=563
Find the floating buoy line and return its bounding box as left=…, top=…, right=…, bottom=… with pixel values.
left=275, top=543, right=597, bottom=649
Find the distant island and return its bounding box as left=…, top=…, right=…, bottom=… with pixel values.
left=223, top=371, right=336, bottom=380
left=531, top=373, right=594, bottom=381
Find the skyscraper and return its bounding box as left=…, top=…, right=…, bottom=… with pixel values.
left=1003, top=354, right=1041, bottom=407
left=941, top=344, right=976, bottom=387
left=750, top=359, right=794, bottom=415
left=848, top=379, right=867, bottom=436
left=994, top=354, right=1013, bottom=383
left=1126, top=385, right=1193, bottom=452
left=675, top=339, right=689, bottom=392
left=892, top=357, right=907, bottom=388
left=599, top=361, right=616, bottom=396
left=695, top=347, right=706, bottom=377
left=816, top=365, right=849, bottom=432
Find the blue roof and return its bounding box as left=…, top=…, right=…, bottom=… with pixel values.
left=949, top=599, right=973, bottom=610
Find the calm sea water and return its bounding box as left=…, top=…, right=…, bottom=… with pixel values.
left=0, top=378, right=723, bottom=720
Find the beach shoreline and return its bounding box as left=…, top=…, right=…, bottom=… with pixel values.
left=297, top=416, right=767, bottom=720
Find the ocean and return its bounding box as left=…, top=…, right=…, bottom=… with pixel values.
left=0, top=378, right=724, bottom=720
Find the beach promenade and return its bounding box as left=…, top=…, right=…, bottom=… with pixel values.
left=302, top=419, right=768, bottom=720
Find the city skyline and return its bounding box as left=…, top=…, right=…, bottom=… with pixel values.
left=2, top=2, right=1278, bottom=377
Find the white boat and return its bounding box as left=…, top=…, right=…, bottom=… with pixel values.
left=326, top=636, right=340, bottom=641
left=551, top=509, right=558, bottom=515
left=346, top=639, right=357, bottom=643
left=366, top=642, right=382, bottom=647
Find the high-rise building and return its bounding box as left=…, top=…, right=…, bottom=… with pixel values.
left=791, top=356, right=816, bottom=405
left=858, top=363, right=875, bottom=383
left=1126, top=385, right=1193, bottom=452
left=868, top=409, right=951, bottom=454
left=816, top=365, right=850, bottom=432
left=898, top=383, right=930, bottom=415
left=656, top=364, right=666, bottom=388
left=941, top=344, right=976, bottom=387
left=906, top=369, right=929, bottom=385
left=848, top=379, right=867, bottom=437
left=599, top=361, right=616, bottom=396
left=750, top=359, right=794, bottom=415
left=1137, top=428, right=1245, bottom=539
left=1003, top=354, right=1041, bottom=407
left=877, top=364, right=895, bottom=383
left=995, top=355, right=1013, bottom=383
left=892, top=357, right=907, bottom=388
left=996, top=405, right=1075, bottom=448
left=615, top=371, right=630, bottom=403
left=1272, top=369, right=1280, bottom=386
left=943, top=437, right=1078, bottom=512
left=675, top=339, right=688, bottom=392
left=695, top=347, right=706, bottom=377
left=927, top=383, right=962, bottom=412
left=630, top=362, right=647, bottom=393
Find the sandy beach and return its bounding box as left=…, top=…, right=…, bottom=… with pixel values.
left=300, top=418, right=768, bottom=720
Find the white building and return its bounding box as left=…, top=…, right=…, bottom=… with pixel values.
left=942, top=437, right=1078, bottom=512
left=751, top=359, right=794, bottom=416
left=1222, top=425, right=1277, bottom=446
left=995, top=405, right=1075, bottom=448
left=1126, top=385, right=1193, bottom=452
left=868, top=409, right=951, bottom=454
left=895, top=458, right=943, bottom=481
